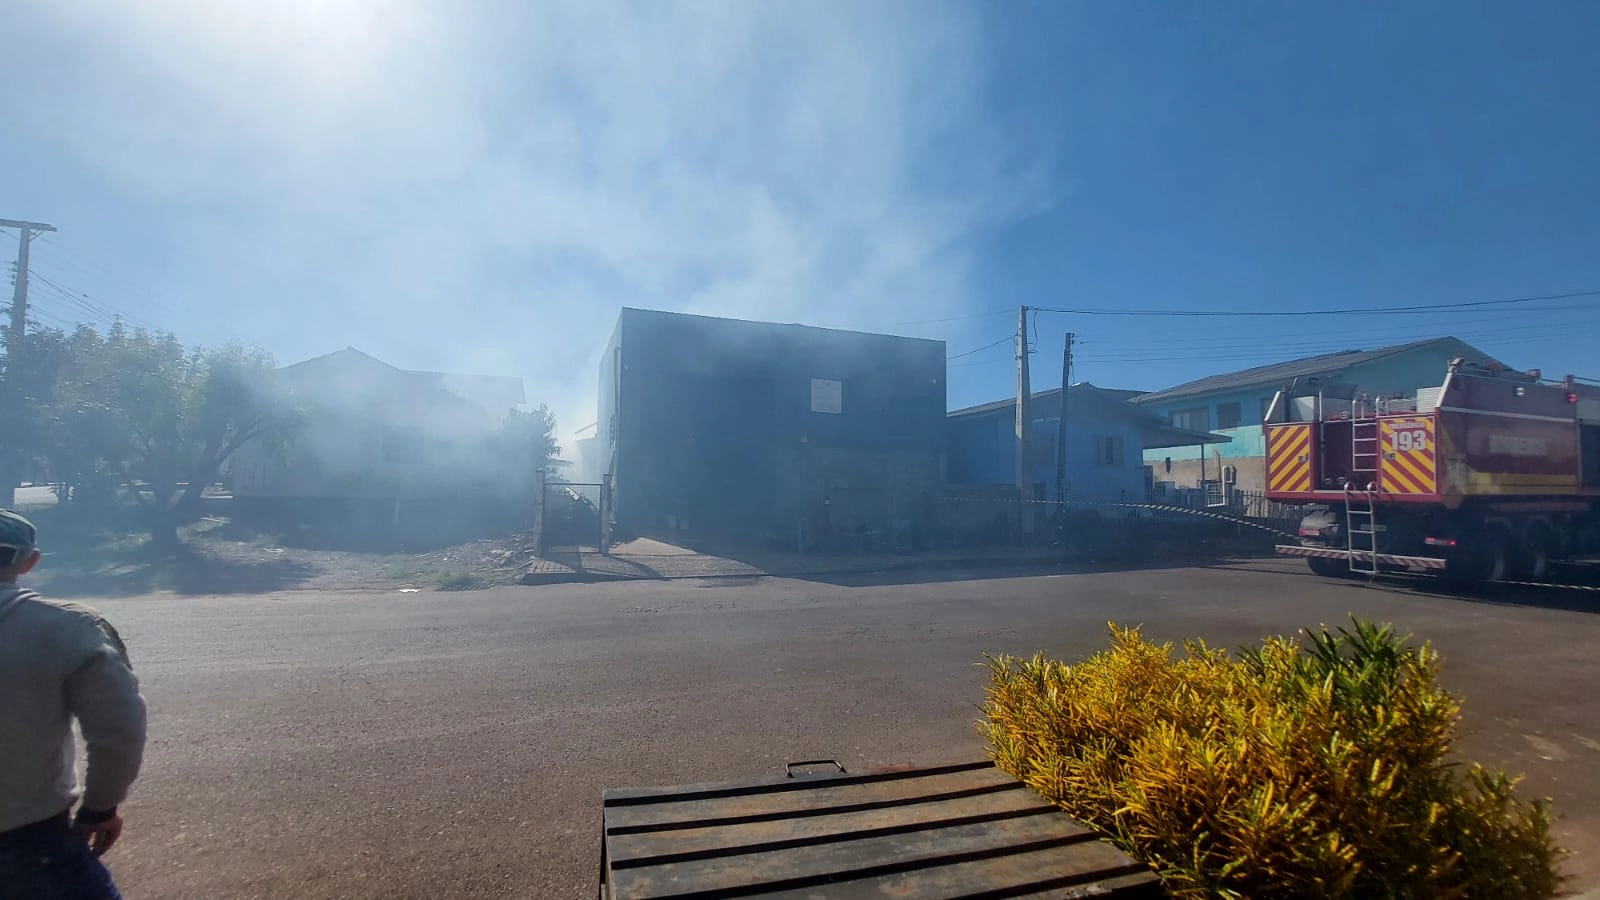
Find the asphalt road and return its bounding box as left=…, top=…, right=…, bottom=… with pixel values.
left=78, top=560, right=1600, bottom=898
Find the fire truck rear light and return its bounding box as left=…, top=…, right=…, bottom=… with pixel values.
left=1424, top=537, right=1457, bottom=548
left=1569, top=392, right=1579, bottom=404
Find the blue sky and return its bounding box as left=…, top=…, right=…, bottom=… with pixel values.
left=4, top=1, right=1598, bottom=443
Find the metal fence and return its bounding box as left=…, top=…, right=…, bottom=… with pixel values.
left=1229, top=488, right=1301, bottom=523
left=537, top=480, right=607, bottom=552
left=910, top=486, right=1303, bottom=554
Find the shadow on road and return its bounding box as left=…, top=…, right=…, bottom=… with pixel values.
left=32, top=542, right=320, bottom=598
left=1280, top=567, right=1600, bottom=615
left=792, top=555, right=1265, bottom=588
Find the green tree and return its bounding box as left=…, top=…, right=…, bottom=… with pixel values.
left=48, top=323, right=294, bottom=546
left=497, top=404, right=563, bottom=491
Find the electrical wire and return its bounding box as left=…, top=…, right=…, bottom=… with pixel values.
left=946, top=335, right=1014, bottom=360
left=32, top=272, right=133, bottom=322
left=26, top=308, right=76, bottom=329
left=31, top=281, right=110, bottom=320
left=30, top=237, right=177, bottom=324
left=1072, top=331, right=1583, bottom=366
left=1032, top=288, right=1600, bottom=319
left=29, top=271, right=160, bottom=330
left=875, top=308, right=1013, bottom=327
left=1072, top=318, right=1596, bottom=361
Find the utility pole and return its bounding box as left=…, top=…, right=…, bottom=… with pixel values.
left=3, top=219, right=57, bottom=345
left=1, top=218, right=56, bottom=504
left=1015, top=306, right=1034, bottom=533
left=1055, top=332, right=1074, bottom=503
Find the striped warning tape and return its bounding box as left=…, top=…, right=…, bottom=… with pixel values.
left=935, top=495, right=1301, bottom=539
left=1500, top=577, right=1600, bottom=593
left=935, top=496, right=1600, bottom=592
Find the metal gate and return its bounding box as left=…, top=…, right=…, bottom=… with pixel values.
left=539, top=480, right=609, bottom=553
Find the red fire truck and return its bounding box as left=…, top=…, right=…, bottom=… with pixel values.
left=1264, top=359, right=1600, bottom=582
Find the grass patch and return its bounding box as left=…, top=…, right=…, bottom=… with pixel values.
left=980, top=620, right=1561, bottom=899
left=433, top=570, right=488, bottom=591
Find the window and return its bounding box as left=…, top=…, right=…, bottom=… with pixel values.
left=1217, top=401, right=1242, bottom=430
left=1095, top=435, right=1123, bottom=467
left=382, top=427, right=425, bottom=464
left=1170, top=407, right=1209, bottom=432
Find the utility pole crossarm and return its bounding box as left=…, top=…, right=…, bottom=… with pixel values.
left=0, top=219, right=57, bottom=232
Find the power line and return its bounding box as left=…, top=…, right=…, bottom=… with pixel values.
left=1072, top=322, right=1596, bottom=358
left=1072, top=331, right=1581, bottom=366
left=30, top=285, right=122, bottom=329
left=1032, top=288, right=1600, bottom=319
left=946, top=335, right=1014, bottom=361
left=30, top=277, right=113, bottom=318
left=25, top=306, right=76, bottom=329
left=1068, top=315, right=1600, bottom=350
left=1097, top=317, right=1588, bottom=350
left=30, top=296, right=101, bottom=326
left=30, top=236, right=178, bottom=325
left=30, top=270, right=159, bottom=330
left=878, top=308, right=1012, bottom=328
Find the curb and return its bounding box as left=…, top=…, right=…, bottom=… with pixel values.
left=521, top=555, right=1075, bottom=585
left=517, top=552, right=1271, bottom=586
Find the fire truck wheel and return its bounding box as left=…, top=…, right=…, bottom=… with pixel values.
left=1516, top=527, right=1554, bottom=583
left=1441, top=527, right=1511, bottom=585
left=1483, top=528, right=1513, bottom=583
left=1307, top=557, right=1349, bottom=578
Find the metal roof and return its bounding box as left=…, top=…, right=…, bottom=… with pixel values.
left=620, top=306, right=944, bottom=348
left=949, top=383, right=1228, bottom=449
left=948, top=383, right=1139, bottom=419
left=280, top=347, right=526, bottom=418
left=1131, top=336, right=1495, bottom=406
left=1141, top=421, right=1231, bottom=450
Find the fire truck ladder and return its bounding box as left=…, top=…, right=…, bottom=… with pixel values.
left=1346, top=413, right=1382, bottom=575
left=1344, top=488, right=1380, bottom=576
left=1350, top=416, right=1381, bottom=492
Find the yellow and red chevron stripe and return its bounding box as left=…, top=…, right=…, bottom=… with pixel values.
left=1267, top=424, right=1313, bottom=492
left=1379, top=417, right=1437, bottom=495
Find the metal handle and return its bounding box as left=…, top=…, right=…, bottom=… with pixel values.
left=785, top=759, right=846, bottom=778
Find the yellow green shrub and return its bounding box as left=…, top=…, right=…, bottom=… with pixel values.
left=979, top=620, right=1559, bottom=899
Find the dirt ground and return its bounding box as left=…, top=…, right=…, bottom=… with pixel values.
left=30, top=516, right=541, bottom=597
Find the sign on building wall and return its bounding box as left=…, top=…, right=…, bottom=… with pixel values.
left=811, top=378, right=843, bottom=414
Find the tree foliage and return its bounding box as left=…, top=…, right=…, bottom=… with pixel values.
left=7, top=320, right=559, bottom=548
left=8, top=322, right=295, bottom=545
left=981, top=620, right=1560, bottom=898
left=497, top=404, right=563, bottom=487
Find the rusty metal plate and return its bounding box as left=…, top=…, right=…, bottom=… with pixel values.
left=600, top=761, right=1161, bottom=899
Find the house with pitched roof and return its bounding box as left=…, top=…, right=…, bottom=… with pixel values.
left=947, top=383, right=1226, bottom=504
left=232, top=347, right=526, bottom=502
left=1133, top=337, right=1505, bottom=492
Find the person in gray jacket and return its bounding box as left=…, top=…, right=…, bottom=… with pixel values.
left=0, top=508, right=148, bottom=899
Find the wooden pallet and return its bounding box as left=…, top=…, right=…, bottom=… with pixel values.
left=599, top=760, right=1161, bottom=899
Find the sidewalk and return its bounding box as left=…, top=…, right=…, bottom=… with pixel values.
left=526, top=538, right=1068, bottom=585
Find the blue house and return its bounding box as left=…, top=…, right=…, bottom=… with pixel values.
left=947, top=384, right=1225, bottom=504
left=1133, top=336, right=1503, bottom=492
